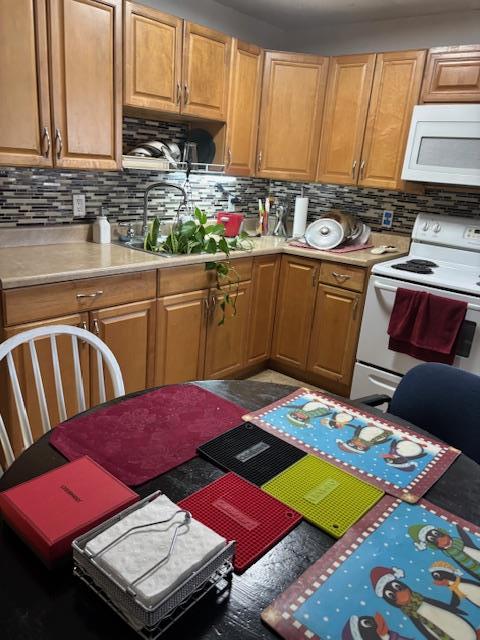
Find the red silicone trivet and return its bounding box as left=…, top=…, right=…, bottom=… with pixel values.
left=178, top=473, right=302, bottom=572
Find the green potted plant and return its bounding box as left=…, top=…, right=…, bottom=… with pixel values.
left=144, top=208, right=252, bottom=324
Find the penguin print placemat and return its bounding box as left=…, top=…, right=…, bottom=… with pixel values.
left=261, top=496, right=480, bottom=640
left=243, top=389, right=460, bottom=502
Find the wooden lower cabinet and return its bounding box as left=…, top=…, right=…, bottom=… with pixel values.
left=1, top=314, right=90, bottom=455
left=307, top=284, right=362, bottom=387
left=271, top=255, right=318, bottom=369
left=204, top=281, right=252, bottom=379
left=90, top=300, right=156, bottom=403
left=247, top=256, right=280, bottom=366
left=154, top=289, right=209, bottom=385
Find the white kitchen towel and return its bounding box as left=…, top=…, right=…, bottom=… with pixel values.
left=86, top=495, right=226, bottom=607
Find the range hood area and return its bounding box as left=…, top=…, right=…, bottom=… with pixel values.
left=402, top=104, right=480, bottom=187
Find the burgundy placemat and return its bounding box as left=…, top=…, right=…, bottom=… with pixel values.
left=49, top=384, right=246, bottom=486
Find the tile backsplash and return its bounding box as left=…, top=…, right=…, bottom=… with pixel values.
left=1, top=116, right=479, bottom=234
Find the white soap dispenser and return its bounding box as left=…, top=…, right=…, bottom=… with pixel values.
left=93, top=208, right=111, bottom=244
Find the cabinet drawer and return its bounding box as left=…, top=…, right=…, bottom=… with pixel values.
left=157, top=258, right=253, bottom=296
left=2, top=271, right=156, bottom=326
left=319, top=262, right=366, bottom=292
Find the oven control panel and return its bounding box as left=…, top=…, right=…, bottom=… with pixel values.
left=464, top=227, right=480, bottom=242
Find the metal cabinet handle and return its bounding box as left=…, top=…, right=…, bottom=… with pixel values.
left=55, top=128, right=63, bottom=159
left=312, top=267, right=319, bottom=287
left=92, top=318, right=100, bottom=335
left=184, top=84, right=189, bottom=105
left=79, top=320, right=88, bottom=344
left=352, top=297, right=359, bottom=318
left=352, top=159, right=357, bottom=179
left=332, top=272, right=351, bottom=283
left=257, top=150, right=262, bottom=172
left=176, top=82, right=181, bottom=105
left=360, top=160, right=365, bottom=180
left=203, top=297, right=210, bottom=315
left=227, top=147, right=232, bottom=168
left=42, top=126, right=51, bottom=158
left=210, top=294, right=217, bottom=319
left=76, top=290, right=104, bottom=299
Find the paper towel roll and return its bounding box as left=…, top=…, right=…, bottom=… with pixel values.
left=292, top=197, right=309, bottom=238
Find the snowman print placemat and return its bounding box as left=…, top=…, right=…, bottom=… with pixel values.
left=262, top=496, right=480, bottom=640
left=243, top=389, right=460, bottom=502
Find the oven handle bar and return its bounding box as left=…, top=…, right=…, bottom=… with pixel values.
left=373, top=281, right=480, bottom=312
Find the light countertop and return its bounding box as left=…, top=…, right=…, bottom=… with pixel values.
left=0, top=233, right=409, bottom=289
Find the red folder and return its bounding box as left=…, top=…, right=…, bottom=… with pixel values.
left=0, top=456, right=138, bottom=567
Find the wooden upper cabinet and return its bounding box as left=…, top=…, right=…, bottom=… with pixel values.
left=271, top=255, right=318, bottom=370
left=256, top=51, right=328, bottom=181
left=182, top=22, right=232, bottom=121
left=0, top=0, right=52, bottom=167
left=422, top=45, right=480, bottom=102
left=225, top=40, right=263, bottom=176
left=48, top=0, right=122, bottom=169
left=358, top=50, right=426, bottom=190
left=316, top=54, right=376, bottom=185
left=124, top=1, right=182, bottom=113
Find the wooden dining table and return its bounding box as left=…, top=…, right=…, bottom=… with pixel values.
left=1, top=380, right=479, bottom=640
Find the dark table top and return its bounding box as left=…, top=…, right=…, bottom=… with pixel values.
left=1, top=380, right=479, bottom=640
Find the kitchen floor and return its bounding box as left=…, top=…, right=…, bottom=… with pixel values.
left=247, top=369, right=325, bottom=392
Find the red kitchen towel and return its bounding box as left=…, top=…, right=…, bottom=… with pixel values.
left=49, top=384, right=246, bottom=486
left=387, top=288, right=467, bottom=364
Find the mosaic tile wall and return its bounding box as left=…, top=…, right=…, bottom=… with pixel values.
left=1, top=116, right=479, bottom=233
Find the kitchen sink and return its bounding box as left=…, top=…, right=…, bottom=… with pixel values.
left=119, top=238, right=218, bottom=259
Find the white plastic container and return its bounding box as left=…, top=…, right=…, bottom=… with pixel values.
left=93, top=213, right=111, bottom=244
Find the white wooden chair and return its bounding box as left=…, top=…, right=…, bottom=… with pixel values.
left=0, top=324, right=125, bottom=475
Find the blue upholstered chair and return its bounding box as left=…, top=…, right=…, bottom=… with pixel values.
left=358, top=363, right=480, bottom=464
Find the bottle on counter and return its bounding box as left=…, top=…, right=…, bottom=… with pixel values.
left=92, top=208, right=111, bottom=244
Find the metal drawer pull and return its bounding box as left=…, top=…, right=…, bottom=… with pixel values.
left=76, top=290, right=103, bottom=299
left=332, top=272, right=351, bottom=282
left=42, top=126, right=51, bottom=158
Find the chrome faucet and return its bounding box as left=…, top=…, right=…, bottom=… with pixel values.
left=142, top=181, right=188, bottom=237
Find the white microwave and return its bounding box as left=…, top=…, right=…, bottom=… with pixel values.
left=401, top=104, right=480, bottom=187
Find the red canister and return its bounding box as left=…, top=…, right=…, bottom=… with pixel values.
left=216, top=212, right=244, bottom=237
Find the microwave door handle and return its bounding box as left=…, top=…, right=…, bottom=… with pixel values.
left=373, top=281, right=480, bottom=311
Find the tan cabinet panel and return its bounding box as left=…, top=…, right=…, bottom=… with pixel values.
left=49, top=0, right=122, bottom=169
left=124, top=1, right=182, bottom=113
left=317, top=54, right=376, bottom=185
left=182, top=22, right=231, bottom=120
left=422, top=45, right=480, bottom=103
left=359, top=50, right=426, bottom=190
left=225, top=40, right=263, bottom=176
left=90, top=300, right=156, bottom=404
left=319, top=262, right=366, bottom=293
left=155, top=289, right=208, bottom=385
left=204, top=281, right=251, bottom=379
left=257, top=51, right=328, bottom=181
left=307, top=285, right=362, bottom=386
left=246, top=256, right=280, bottom=366
left=0, top=0, right=52, bottom=167
left=271, top=255, right=318, bottom=369
left=1, top=314, right=90, bottom=455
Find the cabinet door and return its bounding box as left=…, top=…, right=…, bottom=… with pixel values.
left=124, top=1, right=182, bottom=113
left=155, top=289, right=209, bottom=385
left=246, top=256, right=280, bottom=366
left=90, top=300, right=155, bottom=404
left=225, top=40, right=263, bottom=176
left=307, top=284, right=362, bottom=386
left=257, top=52, right=328, bottom=181
left=49, top=0, right=122, bottom=169
left=204, top=281, right=251, bottom=379
left=271, top=256, right=318, bottom=370
left=316, top=54, right=376, bottom=185
left=1, top=314, right=90, bottom=455
left=422, top=45, right=480, bottom=103
left=358, top=50, right=426, bottom=190
left=0, top=0, right=52, bottom=167
left=182, top=22, right=231, bottom=120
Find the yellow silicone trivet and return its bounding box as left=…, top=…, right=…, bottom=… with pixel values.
left=262, top=455, right=384, bottom=538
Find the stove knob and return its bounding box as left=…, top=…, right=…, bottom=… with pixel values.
left=433, top=223, right=441, bottom=233
left=422, top=222, right=429, bottom=231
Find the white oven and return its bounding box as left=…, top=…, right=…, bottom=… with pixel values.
left=351, top=275, right=480, bottom=402
left=401, top=104, right=480, bottom=187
